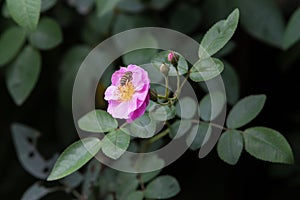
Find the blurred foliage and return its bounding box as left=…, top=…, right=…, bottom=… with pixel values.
left=1, top=0, right=300, bottom=199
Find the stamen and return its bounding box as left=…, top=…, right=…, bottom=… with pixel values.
left=118, top=82, right=135, bottom=101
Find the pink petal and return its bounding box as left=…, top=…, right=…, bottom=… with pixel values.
left=127, top=92, right=150, bottom=122
left=104, top=85, right=119, bottom=100
left=111, top=67, right=127, bottom=85
left=107, top=100, right=130, bottom=119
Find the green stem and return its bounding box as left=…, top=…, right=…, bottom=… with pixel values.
left=191, top=119, right=229, bottom=131
left=148, top=128, right=170, bottom=144
left=164, top=76, right=169, bottom=98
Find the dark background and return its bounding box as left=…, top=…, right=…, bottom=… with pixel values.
left=1, top=0, right=300, bottom=199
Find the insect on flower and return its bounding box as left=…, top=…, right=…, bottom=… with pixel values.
left=120, top=71, right=133, bottom=86
left=104, top=65, right=150, bottom=123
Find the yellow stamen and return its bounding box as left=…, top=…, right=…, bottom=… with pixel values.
left=118, top=82, right=135, bottom=101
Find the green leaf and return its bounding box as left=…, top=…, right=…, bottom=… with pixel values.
left=123, top=49, right=158, bottom=66
left=199, top=9, right=239, bottom=58
left=237, top=0, right=284, bottom=48
left=221, top=61, right=240, bottom=105
left=47, top=137, right=101, bottom=181
left=102, top=129, right=130, bottom=159
left=198, top=92, right=225, bottom=121
left=145, top=176, right=180, bottom=199
left=217, top=130, right=243, bottom=165
left=129, top=113, right=156, bottom=138
left=117, top=0, right=145, bottom=13
left=29, top=17, right=63, bottom=50
left=149, top=104, right=176, bottom=122
left=169, top=120, right=192, bottom=139
left=283, top=7, right=300, bottom=50
left=125, top=191, right=144, bottom=200
left=78, top=110, right=118, bottom=133
left=6, top=0, right=41, bottom=30
left=134, top=155, right=165, bottom=172
left=41, top=0, right=57, bottom=12
left=96, top=0, right=122, bottom=17
left=190, top=57, right=224, bottom=82
left=186, top=123, right=212, bottom=150
left=21, top=182, right=50, bottom=200
left=0, top=26, right=26, bottom=67
left=151, top=50, right=188, bottom=76
left=176, top=97, right=197, bottom=119
left=226, top=94, right=266, bottom=129
left=115, top=173, right=139, bottom=199
left=243, top=127, right=294, bottom=164
left=6, top=46, right=41, bottom=105
left=141, top=169, right=161, bottom=183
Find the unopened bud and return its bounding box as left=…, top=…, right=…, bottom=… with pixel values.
left=167, top=52, right=179, bottom=67
left=160, top=63, right=170, bottom=76
left=150, top=89, right=158, bottom=102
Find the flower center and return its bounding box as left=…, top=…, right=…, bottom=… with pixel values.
left=118, top=82, right=135, bottom=101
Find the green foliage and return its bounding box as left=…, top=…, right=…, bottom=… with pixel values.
left=145, top=176, right=180, bottom=199
left=221, top=61, right=239, bottom=105
left=4, top=2, right=297, bottom=199
left=101, top=129, right=130, bottom=159
left=11, top=123, right=58, bottom=179
left=176, top=97, right=197, bottom=119
left=21, top=182, right=50, bottom=200
left=123, top=49, right=158, bottom=66
left=129, top=113, right=156, bottom=138
left=6, top=0, right=41, bottom=30
left=124, top=191, right=144, bottom=200
left=78, top=110, right=118, bottom=133
left=6, top=46, right=41, bottom=105
left=149, top=103, right=176, bottom=121
left=0, top=26, right=26, bottom=67
left=283, top=7, right=300, bottom=50
left=186, top=124, right=212, bottom=150
left=28, top=17, right=63, bottom=50
left=217, top=130, right=243, bottom=165
left=47, top=137, right=101, bottom=181
left=190, top=57, right=224, bottom=82
left=199, top=8, right=239, bottom=58
left=82, top=159, right=101, bottom=198
left=244, top=127, right=294, bottom=164
left=117, top=0, right=145, bottom=13
left=41, top=0, right=57, bottom=12
left=169, top=120, right=192, bottom=139
left=141, top=169, right=162, bottom=183
left=96, top=0, right=121, bottom=17
left=226, top=95, right=266, bottom=129
left=198, top=92, right=225, bottom=121
left=237, top=0, right=284, bottom=48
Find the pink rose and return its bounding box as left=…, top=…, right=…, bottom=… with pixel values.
left=104, top=64, right=150, bottom=123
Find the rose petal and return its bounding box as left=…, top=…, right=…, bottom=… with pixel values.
left=107, top=100, right=130, bottom=119
left=127, top=92, right=150, bottom=122
left=104, top=85, right=119, bottom=100
left=111, top=67, right=127, bottom=86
